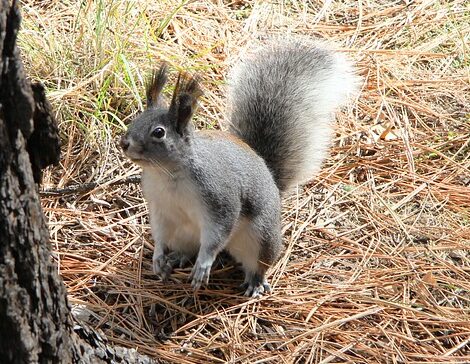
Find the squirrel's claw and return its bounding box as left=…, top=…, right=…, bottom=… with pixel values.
left=189, top=259, right=212, bottom=290
left=241, top=273, right=271, bottom=298
left=242, top=282, right=271, bottom=298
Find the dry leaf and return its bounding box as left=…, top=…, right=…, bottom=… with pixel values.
left=422, top=271, right=437, bottom=286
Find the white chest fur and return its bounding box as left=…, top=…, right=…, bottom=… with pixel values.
left=141, top=167, right=204, bottom=255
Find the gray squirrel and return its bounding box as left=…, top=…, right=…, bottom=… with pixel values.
left=120, top=38, right=358, bottom=297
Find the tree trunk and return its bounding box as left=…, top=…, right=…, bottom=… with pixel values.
left=0, top=1, right=153, bottom=363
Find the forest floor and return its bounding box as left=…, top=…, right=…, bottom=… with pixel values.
left=20, top=1, right=469, bottom=363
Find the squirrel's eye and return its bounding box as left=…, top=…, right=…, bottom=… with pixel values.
left=151, top=127, right=165, bottom=139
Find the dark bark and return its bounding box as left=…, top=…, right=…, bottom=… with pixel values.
left=0, top=1, right=153, bottom=363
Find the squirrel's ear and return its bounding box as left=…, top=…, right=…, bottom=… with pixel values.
left=169, top=71, right=203, bottom=135
left=146, top=63, right=168, bottom=109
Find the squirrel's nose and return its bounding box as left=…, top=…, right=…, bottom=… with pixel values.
left=120, top=135, right=130, bottom=151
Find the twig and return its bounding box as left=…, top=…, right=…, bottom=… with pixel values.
left=40, top=175, right=141, bottom=197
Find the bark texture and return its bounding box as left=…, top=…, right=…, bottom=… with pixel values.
left=0, top=0, right=75, bottom=362
left=0, top=1, right=154, bottom=363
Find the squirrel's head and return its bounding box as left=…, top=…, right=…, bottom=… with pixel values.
left=120, top=63, right=202, bottom=170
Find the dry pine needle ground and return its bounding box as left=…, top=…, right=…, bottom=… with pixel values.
left=19, top=0, right=469, bottom=363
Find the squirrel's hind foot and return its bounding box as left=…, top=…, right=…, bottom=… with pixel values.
left=153, top=251, right=191, bottom=281
left=241, top=272, right=271, bottom=298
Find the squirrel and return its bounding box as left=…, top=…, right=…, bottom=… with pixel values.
left=120, top=38, right=359, bottom=297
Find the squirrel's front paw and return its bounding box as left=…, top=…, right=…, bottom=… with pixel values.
left=189, top=259, right=212, bottom=290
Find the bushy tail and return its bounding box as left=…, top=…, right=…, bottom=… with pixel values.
left=228, top=38, right=360, bottom=192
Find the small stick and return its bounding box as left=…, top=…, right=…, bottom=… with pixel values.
left=40, top=175, right=141, bottom=197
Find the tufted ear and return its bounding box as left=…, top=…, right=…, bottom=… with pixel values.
left=146, top=63, right=168, bottom=109
left=169, top=71, right=203, bottom=135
